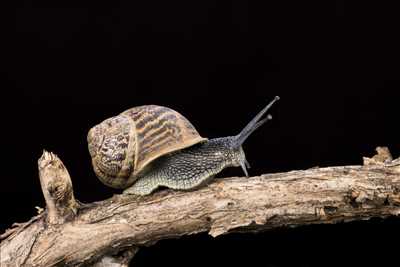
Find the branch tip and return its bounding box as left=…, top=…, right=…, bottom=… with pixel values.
left=363, top=146, right=393, bottom=166
left=38, top=150, right=78, bottom=224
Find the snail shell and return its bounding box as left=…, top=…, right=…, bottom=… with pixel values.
left=87, top=105, right=207, bottom=189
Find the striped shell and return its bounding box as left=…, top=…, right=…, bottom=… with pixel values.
left=87, top=105, right=207, bottom=189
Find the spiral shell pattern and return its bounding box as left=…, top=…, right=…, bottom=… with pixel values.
left=88, top=105, right=206, bottom=189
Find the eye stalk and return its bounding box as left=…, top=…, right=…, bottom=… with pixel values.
left=233, top=96, right=279, bottom=149
left=232, top=96, right=280, bottom=177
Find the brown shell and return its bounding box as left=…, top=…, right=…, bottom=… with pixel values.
left=123, top=105, right=207, bottom=175
left=88, top=105, right=207, bottom=189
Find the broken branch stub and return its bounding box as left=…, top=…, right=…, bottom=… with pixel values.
left=38, top=150, right=79, bottom=224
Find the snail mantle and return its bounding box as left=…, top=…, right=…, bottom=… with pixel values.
left=1, top=148, right=400, bottom=267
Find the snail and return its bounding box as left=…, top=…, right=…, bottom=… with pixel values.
left=87, top=96, right=279, bottom=195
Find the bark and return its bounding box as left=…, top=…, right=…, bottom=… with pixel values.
left=1, top=147, right=400, bottom=267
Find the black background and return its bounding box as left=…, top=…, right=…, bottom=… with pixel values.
left=2, top=1, right=400, bottom=266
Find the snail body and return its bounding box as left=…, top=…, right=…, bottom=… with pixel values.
left=88, top=97, right=279, bottom=195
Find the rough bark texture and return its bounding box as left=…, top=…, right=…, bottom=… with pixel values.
left=1, top=148, right=400, bottom=266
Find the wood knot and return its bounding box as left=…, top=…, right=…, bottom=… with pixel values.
left=388, top=187, right=400, bottom=206
left=315, top=206, right=338, bottom=217
left=347, top=189, right=363, bottom=208
left=323, top=206, right=338, bottom=215
left=347, top=188, right=390, bottom=208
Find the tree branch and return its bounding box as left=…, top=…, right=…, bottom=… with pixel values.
left=1, top=147, right=400, bottom=266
